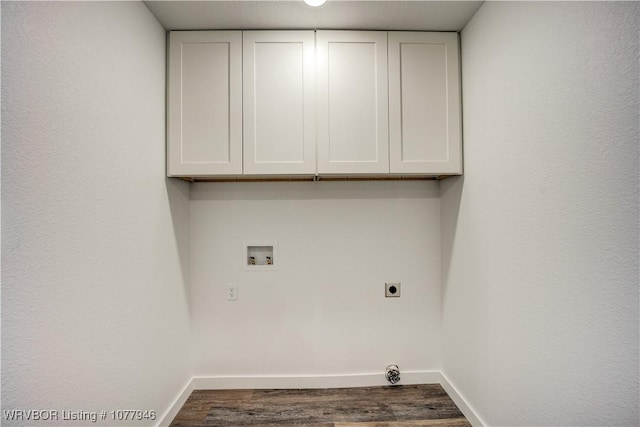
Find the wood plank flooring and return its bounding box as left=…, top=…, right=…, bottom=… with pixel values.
left=170, top=384, right=471, bottom=427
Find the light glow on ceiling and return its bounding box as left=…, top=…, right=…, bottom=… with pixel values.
left=304, top=0, right=327, bottom=7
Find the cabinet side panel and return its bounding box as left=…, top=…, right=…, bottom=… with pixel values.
left=181, top=42, right=230, bottom=163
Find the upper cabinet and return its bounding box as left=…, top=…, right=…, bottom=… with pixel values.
left=167, top=30, right=462, bottom=180
left=316, top=31, right=389, bottom=175
left=388, top=32, right=462, bottom=175
left=243, top=31, right=316, bottom=176
left=167, top=31, right=242, bottom=177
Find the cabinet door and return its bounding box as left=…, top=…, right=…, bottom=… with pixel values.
left=388, top=32, right=462, bottom=175
left=167, top=31, right=242, bottom=176
left=316, top=31, right=389, bottom=175
left=243, top=31, right=316, bottom=175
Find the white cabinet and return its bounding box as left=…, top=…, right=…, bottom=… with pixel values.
left=167, top=31, right=242, bottom=177
left=316, top=31, right=389, bottom=175
left=167, top=30, right=462, bottom=179
left=388, top=32, right=462, bottom=175
left=243, top=31, right=316, bottom=175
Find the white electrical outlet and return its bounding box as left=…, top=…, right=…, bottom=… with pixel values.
left=227, top=284, right=237, bottom=301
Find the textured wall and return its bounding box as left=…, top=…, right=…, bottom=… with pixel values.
left=442, top=1, right=639, bottom=426
left=190, top=181, right=442, bottom=380
left=1, top=2, right=191, bottom=425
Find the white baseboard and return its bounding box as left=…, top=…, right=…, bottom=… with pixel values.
left=192, top=370, right=440, bottom=390
left=439, top=372, right=486, bottom=427
left=157, top=379, right=195, bottom=427
left=158, top=371, right=484, bottom=427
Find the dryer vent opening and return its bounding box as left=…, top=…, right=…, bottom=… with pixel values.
left=385, top=365, right=400, bottom=385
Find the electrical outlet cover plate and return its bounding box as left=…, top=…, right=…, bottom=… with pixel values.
left=227, top=284, right=238, bottom=301
left=385, top=282, right=400, bottom=297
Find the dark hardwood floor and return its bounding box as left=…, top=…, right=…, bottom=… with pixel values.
left=170, top=384, right=471, bottom=427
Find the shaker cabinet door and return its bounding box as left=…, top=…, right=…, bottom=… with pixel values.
left=167, top=31, right=242, bottom=177
left=316, top=31, right=389, bottom=175
left=388, top=32, right=462, bottom=175
left=243, top=31, right=316, bottom=175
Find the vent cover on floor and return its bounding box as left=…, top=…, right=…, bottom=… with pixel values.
left=385, top=365, right=401, bottom=385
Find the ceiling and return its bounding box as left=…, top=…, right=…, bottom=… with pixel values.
left=144, top=0, right=484, bottom=31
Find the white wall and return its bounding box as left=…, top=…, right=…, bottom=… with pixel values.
left=442, top=2, right=639, bottom=426
left=190, top=181, right=442, bottom=383
left=5, top=1, right=638, bottom=425
left=1, top=2, right=191, bottom=425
